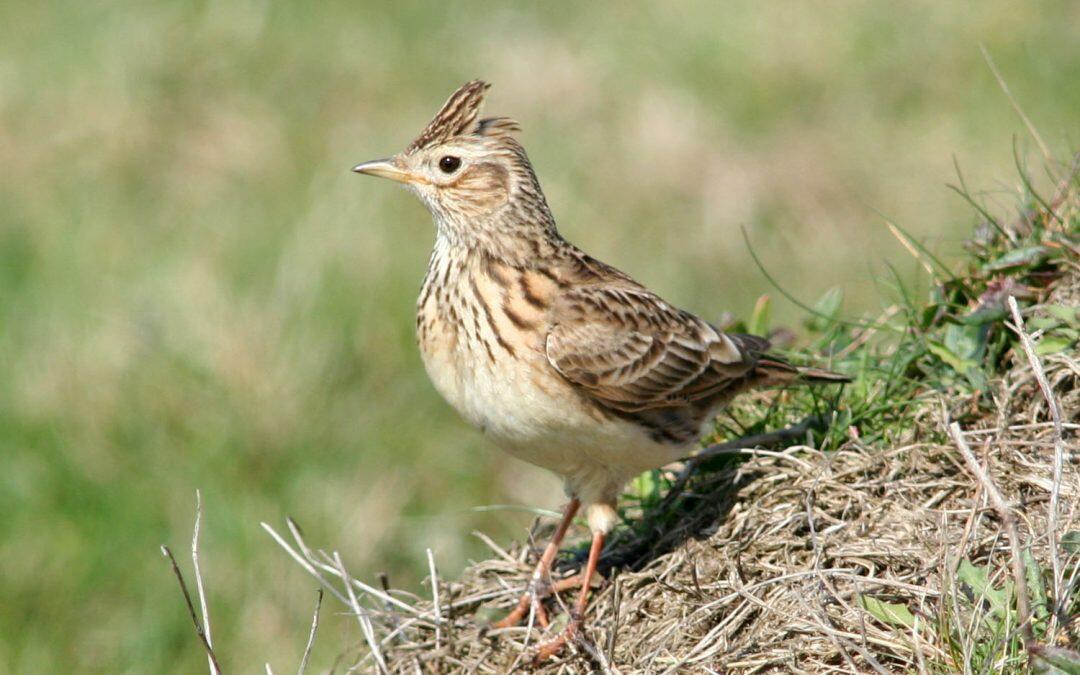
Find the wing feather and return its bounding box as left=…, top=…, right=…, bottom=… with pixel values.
left=546, top=285, right=757, bottom=413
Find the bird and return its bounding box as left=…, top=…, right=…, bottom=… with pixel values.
left=352, top=80, right=848, bottom=659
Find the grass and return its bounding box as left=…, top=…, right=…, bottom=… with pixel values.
left=2, top=2, right=1080, bottom=672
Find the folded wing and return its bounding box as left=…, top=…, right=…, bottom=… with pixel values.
left=546, top=285, right=759, bottom=413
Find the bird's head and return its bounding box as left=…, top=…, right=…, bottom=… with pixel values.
left=353, top=81, right=553, bottom=242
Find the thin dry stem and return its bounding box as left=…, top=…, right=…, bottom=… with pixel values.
left=332, top=551, right=388, bottom=675
left=980, top=45, right=1055, bottom=172
left=886, top=221, right=937, bottom=277
left=192, top=490, right=216, bottom=675
left=260, top=522, right=350, bottom=606
left=297, top=589, right=322, bottom=675
left=161, top=545, right=224, bottom=674
left=427, top=548, right=443, bottom=650
left=1007, top=296, right=1066, bottom=613
left=947, top=421, right=1034, bottom=651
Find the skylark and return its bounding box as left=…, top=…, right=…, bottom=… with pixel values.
left=353, top=81, right=847, bottom=658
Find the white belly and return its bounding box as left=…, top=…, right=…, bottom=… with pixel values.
left=421, top=338, right=582, bottom=451
left=421, top=336, right=687, bottom=493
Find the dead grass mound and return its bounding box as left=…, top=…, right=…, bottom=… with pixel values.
left=257, top=161, right=1079, bottom=673
left=305, top=330, right=1074, bottom=672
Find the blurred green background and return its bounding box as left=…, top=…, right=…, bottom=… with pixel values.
left=1, top=1, right=1077, bottom=671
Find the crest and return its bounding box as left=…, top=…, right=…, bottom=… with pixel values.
left=407, top=81, right=520, bottom=151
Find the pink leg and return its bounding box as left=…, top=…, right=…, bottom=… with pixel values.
left=493, top=498, right=580, bottom=629
left=534, top=528, right=605, bottom=661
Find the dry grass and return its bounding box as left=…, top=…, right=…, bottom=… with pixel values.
left=253, top=164, right=1079, bottom=672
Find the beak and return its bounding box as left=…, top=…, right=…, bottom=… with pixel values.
left=351, top=157, right=418, bottom=184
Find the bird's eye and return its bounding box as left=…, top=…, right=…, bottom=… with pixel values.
left=438, top=156, right=462, bottom=174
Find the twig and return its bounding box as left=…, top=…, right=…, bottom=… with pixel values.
left=260, top=522, right=350, bottom=606
left=192, top=490, right=216, bottom=675
left=427, top=548, right=442, bottom=650
left=285, top=518, right=420, bottom=615
left=261, top=520, right=419, bottom=615
left=472, top=531, right=517, bottom=564
left=1007, top=296, right=1065, bottom=615
left=161, top=545, right=224, bottom=674
left=332, top=551, right=388, bottom=674
left=946, top=422, right=1034, bottom=651
left=297, top=589, right=322, bottom=675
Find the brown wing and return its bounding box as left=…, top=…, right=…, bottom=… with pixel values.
left=545, top=285, right=758, bottom=413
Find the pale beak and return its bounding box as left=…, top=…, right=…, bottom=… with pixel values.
left=351, top=157, right=418, bottom=184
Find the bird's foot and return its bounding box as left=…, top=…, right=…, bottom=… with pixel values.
left=532, top=528, right=606, bottom=661
left=532, top=612, right=582, bottom=662
left=492, top=574, right=584, bottom=629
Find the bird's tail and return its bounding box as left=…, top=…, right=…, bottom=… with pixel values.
left=728, top=333, right=851, bottom=385
left=754, top=356, right=852, bottom=385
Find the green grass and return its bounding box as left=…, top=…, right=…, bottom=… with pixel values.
left=1, top=2, right=1079, bottom=672
left=625, top=150, right=1077, bottom=505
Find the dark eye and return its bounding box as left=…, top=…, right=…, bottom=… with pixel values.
left=438, top=156, right=461, bottom=173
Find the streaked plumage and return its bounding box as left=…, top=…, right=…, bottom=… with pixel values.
left=352, top=80, right=847, bottom=656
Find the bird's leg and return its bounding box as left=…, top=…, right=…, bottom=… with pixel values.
left=493, top=498, right=580, bottom=629
left=534, top=528, right=605, bottom=661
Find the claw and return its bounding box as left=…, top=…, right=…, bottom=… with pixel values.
left=493, top=579, right=552, bottom=629
left=534, top=626, right=574, bottom=663
left=499, top=572, right=589, bottom=628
